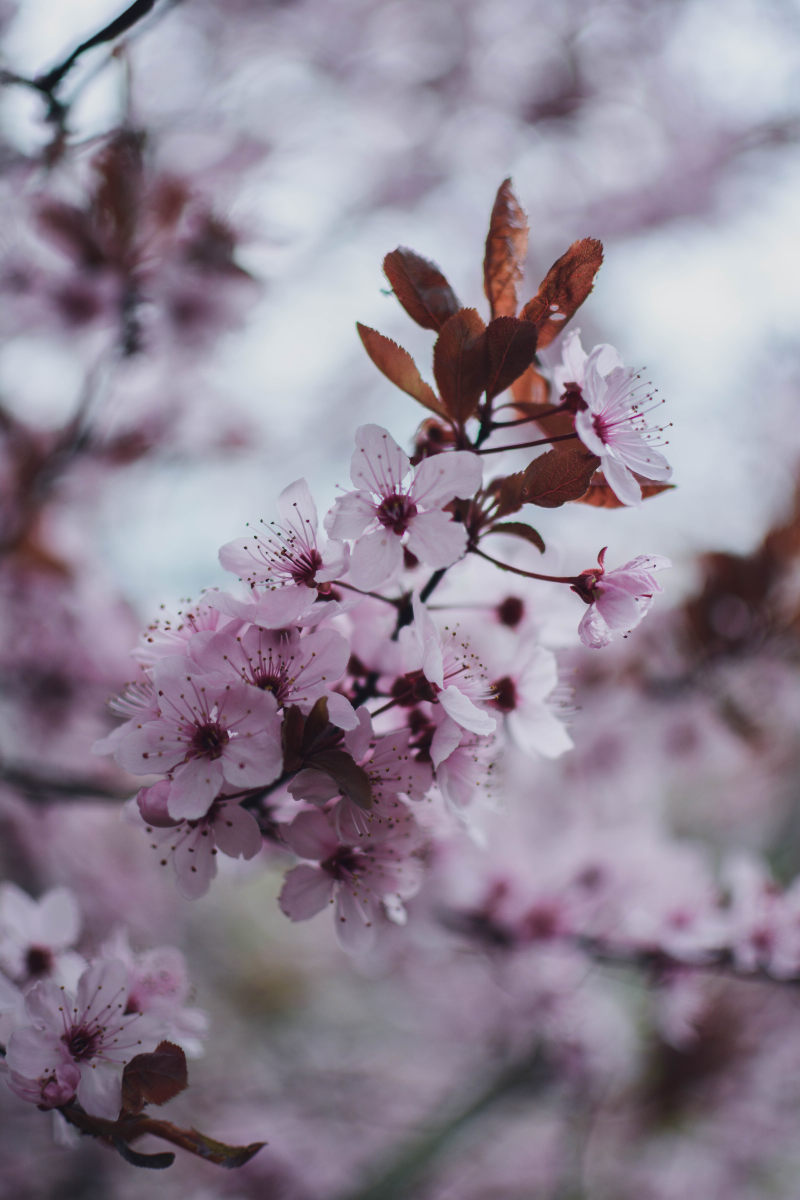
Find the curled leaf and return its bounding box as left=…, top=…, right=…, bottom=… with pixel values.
left=487, top=521, right=545, bottom=553
left=122, top=1042, right=189, bottom=1115
left=483, top=178, right=529, bottom=319
left=433, top=308, right=488, bottom=424
left=485, top=317, right=538, bottom=401
left=357, top=324, right=444, bottom=416
left=521, top=238, right=603, bottom=348
left=520, top=446, right=600, bottom=508
left=305, top=749, right=373, bottom=811
left=383, top=248, right=460, bottom=331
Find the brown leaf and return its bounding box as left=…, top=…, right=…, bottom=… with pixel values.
left=521, top=238, right=603, bottom=348
left=383, top=248, right=460, bottom=331
left=575, top=472, right=675, bottom=509
left=305, top=749, right=373, bottom=811
left=121, top=1042, right=188, bottom=1115
left=483, top=178, right=529, bottom=319
left=520, top=446, right=600, bottom=508
left=433, top=308, right=488, bottom=424
left=511, top=365, right=550, bottom=410
left=485, top=317, right=538, bottom=401
left=486, top=471, right=528, bottom=518
left=487, top=521, right=545, bottom=553
left=357, top=324, right=445, bottom=416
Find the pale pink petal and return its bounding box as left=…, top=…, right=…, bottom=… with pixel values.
left=172, top=828, right=217, bottom=898
left=334, top=888, right=375, bottom=953
left=76, top=1061, right=123, bottom=1121
left=167, top=757, right=225, bottom=820
left=410, top=450, right=482, bottom=507
left=578, top=605, right=612, bottom=649
left=601, top=454, right=642, bottom=506
left=221, top=730, right=283, bottom=790
left=406, top=510, right=468, bottom=569
left=282, top=809, right=339, bottom=859
left=438, top=685, right=496, bottom=735
left=349, top=528, right=403, bottom=589
left=349, top=424, right=410, bottom=495
left=212, top=803, right=263, bottom=859
left=325, top=490, right=377, bottom=540
left=279, top=865, right=333, bottom=920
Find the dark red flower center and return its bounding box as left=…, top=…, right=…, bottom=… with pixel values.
left=25, top=945, right=54, bottom=979
left=191, top=721, right=229, bottom=758
left=491, top=675, right=517, bottom=713
left=322, top=847, right=362, bottom=880
left=64, top=1024, right=100, bottom=1061
left=377, top=493, right=417, bottom=534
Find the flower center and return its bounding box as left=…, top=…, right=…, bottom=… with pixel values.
left=25, top=945, right=54, bottom=979
left=64, top=1024, right=100, bottom=1062
left=491, top=675, right=517, bottom=713
left=190, top=720, right=229, bottom=759
left=377, top=493, right=417, bottom=534
left=322, top=847, right=362, bottom=880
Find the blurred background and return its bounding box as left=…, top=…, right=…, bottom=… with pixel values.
left=2, top=1, right=800, bottom=1197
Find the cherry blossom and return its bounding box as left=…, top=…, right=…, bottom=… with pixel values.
left=108, top=658, right=283, bottom=820
left=325, top=424, right=482, bottom=589
left=189, top=622, right=357, bottom=730
left=569, top=340, right=672, bottom=505
left=0, top=884, right=85, bottom=989
left=219, top=478, right=347, bottom=626
left=278, top=803, right=425, bottom=952
left=6, top=960, right=156, bottom=1120
left=572, top=549, right=671, bottom=649
left=134, top=783, right=263, bottom=898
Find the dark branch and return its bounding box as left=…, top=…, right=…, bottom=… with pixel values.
left=34, top=0, right=159, bottom=94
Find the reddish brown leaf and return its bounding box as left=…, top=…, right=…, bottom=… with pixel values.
left=357, top=323, right=445, bottom=416
left=485, top=317, right=538, bottom=401
left=122, top=1042, right=188, bottom=1115
left=433, top=308, right=488, bottom=424
left=486, top=471, right=528, bottom=518
left=520, top=446, right=600, bottom=508
left=521, top=238, right=603, bottom=348
left=483, top=178, right=529, bottom=319
left=488, top=521, right=546, bottom=553
left=511, top=365, right=550, bottom=410
left=305, top=749, right=373, bottom=811
left=383, top=248, right=460, bottom=331
left=575, top=472, right=676, bottom=509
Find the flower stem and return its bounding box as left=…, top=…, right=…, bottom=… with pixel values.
left=471, top=546, right=578, bottom=585
left=476, top=431, right=578, bottom=455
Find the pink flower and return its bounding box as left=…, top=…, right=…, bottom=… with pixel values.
left=487, top=643, right=573, bottom=760
left=111, top=657, right=284, bottom=819
left=325, top=424, right=482, bottom=589
left=401, top=594, right=496, bottom=764
left=0, top=884, right=85, bottom=988
left=278, top=804, right=425, bottom=952
left=6, top=960, right=156, bottom=1119
left=219, top=478, right=347, bottom=626
left=189, top=623, right=357, bottom=730
left=572, top=549, right=670, bottom=649
left=570, top=341, right=671, bottom=506
left=134, top=782, right=263, bottom=898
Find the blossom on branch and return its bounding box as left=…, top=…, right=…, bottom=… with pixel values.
left=325, top=424, right=482, bottom=589
left=572, top=549, right=671, bottom=648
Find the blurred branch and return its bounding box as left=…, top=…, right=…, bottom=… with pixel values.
left=334, top=1043, right=552, bottom=1200
left=33, top=0, right=159, bottom=96
left=0, top=759, right=131, bottom=803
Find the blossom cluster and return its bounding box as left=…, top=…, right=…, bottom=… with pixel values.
left=96, top=185, right=674, bottom=952
left=0, top=884, right=205, bottom=1121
